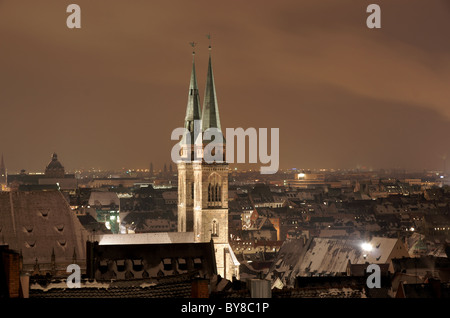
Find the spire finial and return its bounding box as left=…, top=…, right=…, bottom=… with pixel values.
left=189, top=41, right=197, bottom=54
left=206, top=33, right=212, bottom=50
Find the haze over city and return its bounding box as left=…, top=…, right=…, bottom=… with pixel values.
left=1, top=0, right=450, bottom=173
left=2, top=1, right=450, bottom=305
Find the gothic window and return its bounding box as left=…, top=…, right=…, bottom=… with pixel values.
left=207, top=173, right=222, bottom=206
left=191, top=182, right=194, bottom=200
left=215, top=184, right=220, bottom=202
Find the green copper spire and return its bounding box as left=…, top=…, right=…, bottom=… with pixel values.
left=184, top=45, right=202, bottom=134
left=180, top=43, right=202, bottom=151
left=201, top=44, right=222, bottom=133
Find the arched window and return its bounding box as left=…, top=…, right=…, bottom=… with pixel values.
left=207, top=173, right=222, bottom=206
left=214, top=183, right=219, bottom=202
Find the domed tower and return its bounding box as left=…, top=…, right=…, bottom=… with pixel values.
left=45, top=153, right=65, bottom=178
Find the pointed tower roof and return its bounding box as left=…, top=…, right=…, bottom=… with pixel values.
left=184, top=45, right=202, bottom=134
left=180, top=44, right=202, bottom=149
left=201, top=44, right=222, bottom=133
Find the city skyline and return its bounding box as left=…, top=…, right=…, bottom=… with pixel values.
left=1, top=1, right=450, bottom=173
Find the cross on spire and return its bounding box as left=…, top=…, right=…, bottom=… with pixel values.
left=206, top=33, right=212, bottom=50
left=189, top=41, right=197, bottom=54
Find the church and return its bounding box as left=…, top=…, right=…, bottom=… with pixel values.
left=87, top=44, right=240, bottom=281
left=177, top=43, right=239, bottom=279
left=0, top=45, right=240, bottom=298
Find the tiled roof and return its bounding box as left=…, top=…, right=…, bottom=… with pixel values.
left=29, top=278, right=192, bottom=298
left=272, top=286, right=367, bottom=298
left=87, top=241, right=216, bottom=281
left=0, top=190, right=89, bottom=266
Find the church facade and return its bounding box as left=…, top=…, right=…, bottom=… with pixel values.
left=177, top=45, right=239, bottom=280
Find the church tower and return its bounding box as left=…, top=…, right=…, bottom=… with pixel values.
left=177, top=44, right=202, bottom=233
left=0, top=154, right=7, bottom=189
left=192, top=44, right=229, bottom=245
left=193, top=45, right=232, bottom=278
left=177, top=43, right=238, bottom=279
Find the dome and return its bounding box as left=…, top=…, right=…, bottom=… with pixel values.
left=47, top=153, right=64, bottom=169
left=45, top=153, right=65, bottom=178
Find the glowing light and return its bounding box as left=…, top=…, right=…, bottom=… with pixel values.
left=361, top=242, right=373, bottom=252
left=298, top=173, right=305, bottom=178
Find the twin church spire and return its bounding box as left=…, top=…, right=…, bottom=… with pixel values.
left=183, top=42, right=222, bottom=139
left=177, top=43, right=236, bottom=279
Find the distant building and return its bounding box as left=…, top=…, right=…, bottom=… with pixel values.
left=286, top=172, right=340, bottom=189
left=88, top=191, right=120, bottom=234
left=44, top=153, right=65, bottom=178
left=40, top=153, right=77, bottom=190
left=6, top=152, right=77, bottom=190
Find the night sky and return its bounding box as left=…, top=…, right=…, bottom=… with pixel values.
left=1, top=0, right=450, bottom=173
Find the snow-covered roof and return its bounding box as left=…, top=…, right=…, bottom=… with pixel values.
left=359, top=236, right=399, bottom=264
left=0, top=190, right=89, bottom=265
left=268, top=236, right=408, bottom=287
left=97, top=232, right=194, bottom=245
left=88, top=191, right=120, bottom=207
left=296, top=238, right=363, bottom=276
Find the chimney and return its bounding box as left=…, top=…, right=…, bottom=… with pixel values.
left=250, top=279, right=272, bottom=298
left=1, top=248, right=20, bottom=298
left=191, top=278, right=210, bottom=298
left=86, top=241, right=98, bottom=279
